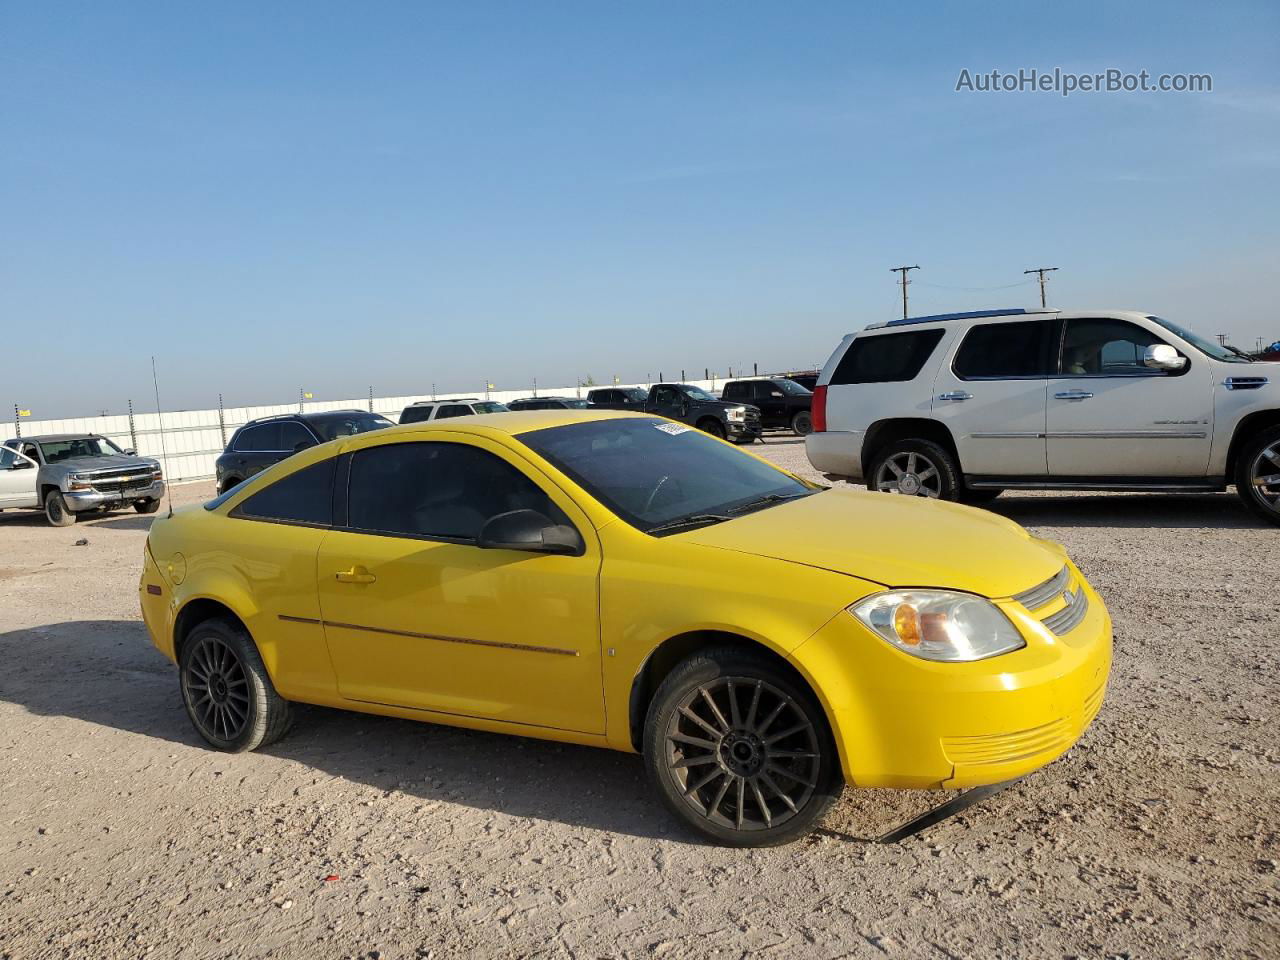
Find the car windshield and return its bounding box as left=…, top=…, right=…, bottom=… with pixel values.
left=682, top=386, right=716, bottom=402
left=1148, top=316, right=1251, bottom=363
left=309, top=413, right=394, bottom=441
left=520, top=418, right=816, bottom=533
left=774, top=379, right=812, bottom=396
left=472, top=402, right=509, bottom=414
left=38, top=436, right=125, bottom=462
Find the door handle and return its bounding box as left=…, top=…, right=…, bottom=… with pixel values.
left=937, top=391, right=973, bottom=402
left=335, top=565, right=376, bottom=584
left=1054, top=391, right=1095, bottom=401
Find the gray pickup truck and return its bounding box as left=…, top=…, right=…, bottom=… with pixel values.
left=0, top=434, right=165, bottom=526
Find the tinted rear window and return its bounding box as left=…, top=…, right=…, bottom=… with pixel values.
left=233, top=457, right=335, bottom=526
left=400, top=406, right=433, bottom=424
left=953, top=320, right=1051, bottom=379
left=830, top=330, right=945, bottom=385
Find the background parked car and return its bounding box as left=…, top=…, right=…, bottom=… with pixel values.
left=639, top=383, right=761, bottom=443
left=774, top=370, right=819, bottom=391
left=400, top=398, right=510, bottom=423
left=587, top=387, right=648, bottom=410
left=806, top=307, right=1280, bottom=523
left=1, top=433, right=164, bottom=525
left=507, top=396, right=592, bottom=410
left=722, top=377, right=814, bottom=435
left=215, top=410, right=392, bottom=493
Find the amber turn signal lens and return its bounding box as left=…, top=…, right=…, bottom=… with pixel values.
left=893, top=603, right=921, bottom=645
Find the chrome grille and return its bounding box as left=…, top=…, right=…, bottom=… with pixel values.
left=1013, top=565, right=1089, bottom=636
left=1013, top=566, right=1070, bottom=611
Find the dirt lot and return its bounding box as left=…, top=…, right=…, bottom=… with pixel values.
left=1, top=436, right=1277, bottom=959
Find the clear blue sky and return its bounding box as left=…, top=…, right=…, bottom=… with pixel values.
left=4, top=1, right=1278, bottom=417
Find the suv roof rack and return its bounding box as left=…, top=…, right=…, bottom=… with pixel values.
left=866, top=308, right=1056, bottom=331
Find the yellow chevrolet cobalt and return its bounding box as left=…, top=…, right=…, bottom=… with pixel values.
left=139, top=411, right=1110, bottom=846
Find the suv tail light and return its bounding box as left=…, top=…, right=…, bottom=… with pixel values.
left=811, top=385, right=827, bottom=432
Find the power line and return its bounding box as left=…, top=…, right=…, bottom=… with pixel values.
left=889, top=265, right=920, bottom=319
left=1023, top=266, right=1059, bottom=308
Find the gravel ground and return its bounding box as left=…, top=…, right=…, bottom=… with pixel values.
left=1, top=436, right=1277, bottom=959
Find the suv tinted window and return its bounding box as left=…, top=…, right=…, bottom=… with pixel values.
left=1061, top=318, right=1174, bottom=376
left=722, top=382, right=747, bottom=400
left=400, top=405, right=433, bottom=424
left=279, top=421, right=317, bottom=450
left=435, top=404, right=471, bottom=419
left=953, top=320, right=1051, bottom=379
left=831, top=330, right=945, bottom=385
left=235, top=423, right=281, bottom=452
left=347, top=442, right=564, bottom=540
left=235, top=458, right=335, bottom=526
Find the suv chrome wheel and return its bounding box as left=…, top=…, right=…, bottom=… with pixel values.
left=1248, top=440, right=1280, bottom=515
left=874, top=450, right=942, bottom=497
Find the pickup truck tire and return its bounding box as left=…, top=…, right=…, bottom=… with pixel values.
left=697, top=418, right=726, bottom=440
left=791, top=411, right=814, bottom=436
left=867, top=439, right=961, bottom=501
left=179, top=617, right=292, bottom=753
left=643, top=645, right=841, bottom=847
left=135, top=498, right=161, bottom=514
left=44, top=490, right=77, bottom=527
left=1235, top=426, right=1280, bottom=527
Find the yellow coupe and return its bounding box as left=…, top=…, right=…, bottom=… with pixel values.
left=139, top=410, right=1110, bottom=846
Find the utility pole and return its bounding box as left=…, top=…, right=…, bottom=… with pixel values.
left=1023, top=266, right=1059, bottom=308
left=890, top=265, right=919, bottom=319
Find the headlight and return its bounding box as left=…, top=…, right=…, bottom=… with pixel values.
left=727, top=406, right=746, bottom=421
left=849, top=590, right=1025, bottom=662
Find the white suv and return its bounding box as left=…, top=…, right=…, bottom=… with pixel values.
left=806, top=309, right=1280, bottom=525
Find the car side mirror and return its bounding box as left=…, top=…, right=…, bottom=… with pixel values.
left=124, top=448, right=136, bottom=455
left=1144, top=344, right=1187, bottom=371
left=477, top=509, right=583, bottom=555
left=12, top=459, right=32, bottom=470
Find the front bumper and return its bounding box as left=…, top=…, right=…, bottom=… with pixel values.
left=726, top=419, right=762, bottom=439
left=65, top=478, right=165, bottom=512
left=789, top=576, right=1112, bottom=789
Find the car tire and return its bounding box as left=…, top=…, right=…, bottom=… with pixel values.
left=643, top=646, right=842, bottom=847
left=134, top=498, right=161, bottom=514
left=698, top=419, right=727, bottom=440
left=44, top=490, right=77, bottom=527
left=1234, top=425, right=1280, bottom=527
left=791, top=411, right=814, bottom=436
left=960, top=488, right=1003, bottom=505
left=867, top=439, right=961, bottom=501
left=179, top=617, right=292, bottom=753
left=219, top=477, right=242, bottom=495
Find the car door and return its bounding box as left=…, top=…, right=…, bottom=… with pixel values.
left=930, top=318, right=1051, bottom=476
left=754, top=381, right=790, bottom=428
left=650, top=386, right=685, bottom=420
left=0, top=445, right=39, bottom=507
left=1047, top=317, right=1213, bottom=476
left=315, top=433, right=605, bottom=734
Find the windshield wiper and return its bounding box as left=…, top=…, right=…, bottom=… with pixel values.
left=1226, top=345, right=1254, bottom=362
left=647, top=513, right=734, bottom=535
left=727, top=492, right=813, bottom=515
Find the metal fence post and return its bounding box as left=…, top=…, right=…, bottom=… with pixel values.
left=217, top=394, right=227, bottom=447
left=13, top=405, right=20, bottom=440
left=368, top=386, right=374, bottom=413
left=127, top=399, right=138, bottom=452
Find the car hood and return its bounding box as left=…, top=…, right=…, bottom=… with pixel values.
left=683, top=487, right=1062, bottom=598
left=46, top=455, right=160, bottom=475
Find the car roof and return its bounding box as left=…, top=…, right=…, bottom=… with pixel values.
left=12, top=433, right=106, bottom=443
left=365, top=408, right=651, bottom=437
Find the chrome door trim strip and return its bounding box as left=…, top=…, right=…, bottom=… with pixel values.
left=1044, top=431, right=1207, bottom=439
left=277, top=614, right=578, bottom=657
left=971, top=432, right=1045, bottom=439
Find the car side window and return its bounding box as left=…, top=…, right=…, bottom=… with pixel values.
left=0, top=447, right=17, bottom=469
left=399, top=406, right=433, bottom=424
left=953, top=320, right=1051, bottom=379
left=279, top=422, right=316, bottom=450
left=653, top=387, right=680, bottom=406
left=235, top=423, right=280, bottom=452
left=346, top=441, right=566, bottom=541
left=233, top=457, right=336, bottom=526
left=831, top=330, right=946, bottom=385
left=722, top=383, right=743, bottom=400
left=1060, top=319, right=1177, bottom=377
left=435, top=404, right=470, bottom=419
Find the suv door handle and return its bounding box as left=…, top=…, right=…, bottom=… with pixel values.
left=937, top=391, right=973, bottom=402
left=1054, top=390, right=1095, bottom=401
left=335, top=565, right=376, bottom=584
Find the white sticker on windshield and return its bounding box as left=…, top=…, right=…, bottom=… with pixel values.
left=654, top=422, right=691, bottom=436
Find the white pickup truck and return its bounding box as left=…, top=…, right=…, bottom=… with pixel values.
left=0, top=434, right=165, bottom=526
left=806, top=309, right=1280, bottom=525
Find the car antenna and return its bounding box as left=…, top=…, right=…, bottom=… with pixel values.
left=151, top=355, right=175, bottom=518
